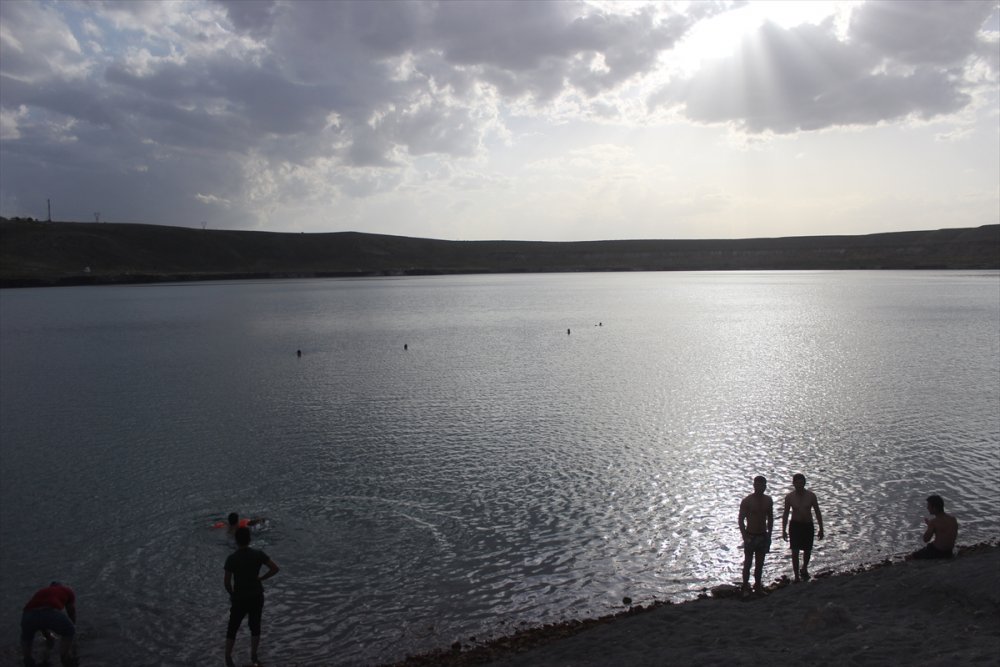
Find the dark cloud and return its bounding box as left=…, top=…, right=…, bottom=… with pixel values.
left=252, top=1, right=709, bottom=162
left=849, top=0, right=994, bottom=66
left=215, top=0, right=277, bottom=38
left=0, top=0, right=994, bottom=229
left=3, top=1, right=706, bottom=176
left=389, top=103, right=480, bottom=157
left=424, top=2, right=702, bottom=99
left=654, top=1, right=993, bottom=134
left=341, top=124, right=396, bottom=168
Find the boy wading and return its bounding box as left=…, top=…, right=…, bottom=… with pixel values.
left=224, top=526, right=279, bottom=667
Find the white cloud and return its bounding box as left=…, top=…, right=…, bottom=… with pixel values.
left=0, top=105, right=27, bottom=140
left=195, top=192, right=231, bottom=207
left=0, top=1, right=88, bottom=82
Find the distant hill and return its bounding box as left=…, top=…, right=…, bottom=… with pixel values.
left=1, top=219, right=997, bottom=287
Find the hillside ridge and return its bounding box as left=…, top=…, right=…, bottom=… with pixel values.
left=1, top=219, right=997, bottom=287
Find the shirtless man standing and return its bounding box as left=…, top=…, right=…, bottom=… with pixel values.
left=911, top=494, right=958, bottom=559
left=738, top=476, right=774, bottom=594
left=781, top=473, right=824, bottom=581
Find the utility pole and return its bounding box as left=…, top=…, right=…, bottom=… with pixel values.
left=47, top=198, right=51, bottom=222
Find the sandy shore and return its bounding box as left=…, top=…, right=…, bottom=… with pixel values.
left=391, top=543, right=999, bottom=666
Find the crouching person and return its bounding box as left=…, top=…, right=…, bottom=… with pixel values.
left=21, top=581, right=76, bottom=667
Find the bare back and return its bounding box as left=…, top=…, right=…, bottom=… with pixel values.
left=929, top=512, right=959, bottom=552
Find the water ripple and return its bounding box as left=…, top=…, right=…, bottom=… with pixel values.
left=1, top=272, right=997, bottom=665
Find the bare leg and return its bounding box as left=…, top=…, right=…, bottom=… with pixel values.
left=741, top=550, right=753, bottom=589
left=791, top=549, right=801, bottom=581
left=225, top=638, right=236, bottom=667
left=753, top=549, right=766, bottom=590
left=802, top=549, right=812, bottom=579
left=251, top=635, right=260, bottom=664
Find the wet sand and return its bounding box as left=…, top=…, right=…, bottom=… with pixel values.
left=390, top=543, right=1000, bottom=666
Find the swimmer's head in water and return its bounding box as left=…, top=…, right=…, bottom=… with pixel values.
left=235, top=526, right=251, bottom=546
left=228, top=512, right=239, bottom=526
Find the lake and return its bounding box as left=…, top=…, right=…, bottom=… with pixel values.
left=1, top=271, right=998, bottom=666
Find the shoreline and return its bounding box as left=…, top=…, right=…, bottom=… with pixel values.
left=4, top=266, right=1000, bottom=290
left=386, top=542, right=1000, bottom=666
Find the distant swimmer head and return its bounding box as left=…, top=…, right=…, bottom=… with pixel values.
left=228, top=512, right=239, bottom=527
left=235, top=526, right=251, bottom=546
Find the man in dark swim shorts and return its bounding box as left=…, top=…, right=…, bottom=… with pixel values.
left=225, top=526, right=279, bottom=667
left=739, top=476, right=774, bottom=594
left=21, top=581, right=76, bottom=666
left=782, top=474, right=825, bottom=581
left=789, top=520, right=814, bottom=551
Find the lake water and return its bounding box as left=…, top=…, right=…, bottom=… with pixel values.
left=1, top=271, right=998, bottom=666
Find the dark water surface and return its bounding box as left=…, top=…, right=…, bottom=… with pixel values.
left=1, top=271, right=998, bottom=666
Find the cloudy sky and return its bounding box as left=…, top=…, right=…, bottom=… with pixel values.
left=1, top=1, right=997, bottom=241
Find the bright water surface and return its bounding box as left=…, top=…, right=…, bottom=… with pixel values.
left=1, top=271, right=998, bottom=666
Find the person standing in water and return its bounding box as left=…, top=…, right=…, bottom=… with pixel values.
left=738, top=475, right=774, bottom=595
left=781, top=473, right=825, bottom=581
left=224, top=527, right=279, bottom=667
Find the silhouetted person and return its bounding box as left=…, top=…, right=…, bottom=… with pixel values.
left=21, top=581, right=76, bottom=667
left=739, top=476, right=774, bottom=595
left=911, top=494, right=958, bottom=559
left=296, top=349, right=301, bottom=358
left=225, top=527, right=279, bottom=667
left=781, top=473, right=824, bottom=581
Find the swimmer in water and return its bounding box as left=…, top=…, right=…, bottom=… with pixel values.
left=214, top=513, right=266, bottom=534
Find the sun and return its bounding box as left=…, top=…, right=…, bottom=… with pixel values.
left=669, top=1, right=858, bottom=73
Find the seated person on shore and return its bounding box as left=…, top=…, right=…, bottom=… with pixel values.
left=214, top=512, right=266, bottom=535
left=21, top=581, right=76, bottom=667
left=911, top=494, right=958, bottom=559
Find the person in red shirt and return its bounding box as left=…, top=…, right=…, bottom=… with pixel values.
left=21, top=581, right=76, bottom=666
